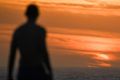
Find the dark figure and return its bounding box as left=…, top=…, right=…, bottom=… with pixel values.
left=8, top=4, right=53, bottom=80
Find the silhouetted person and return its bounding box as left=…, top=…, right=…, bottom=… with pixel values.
left=8, top=4, right=53, bottom=80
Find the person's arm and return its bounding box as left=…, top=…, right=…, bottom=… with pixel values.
left=8, top=33, right=17, bottom=80
left=39, top=28, right=53, bottom=80
left=43, top=33, right=53, bottom=80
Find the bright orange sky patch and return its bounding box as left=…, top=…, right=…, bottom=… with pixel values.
left=98, top=63, right=112, bottom=67
left=95, top=53, right=110, bottom=61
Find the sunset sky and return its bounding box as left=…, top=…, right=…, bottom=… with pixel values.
left=0, top=0, right=120, bottom=68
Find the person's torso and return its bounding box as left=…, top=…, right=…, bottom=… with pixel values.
left=15, top=23, right=46, bottom=66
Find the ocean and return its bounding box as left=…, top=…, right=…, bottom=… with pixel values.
left=0, top=67, right=120, bottom=80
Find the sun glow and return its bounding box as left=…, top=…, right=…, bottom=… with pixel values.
left=93, top=53, right=117, bottom=62
left=95, top=53, right=110, bottom=61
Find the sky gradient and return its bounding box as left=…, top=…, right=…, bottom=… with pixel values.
left=0, top=0, right=120, bottom=68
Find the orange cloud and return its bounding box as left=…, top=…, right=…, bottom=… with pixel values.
left=98, top=62, right=112, bottom=67
left=48, top=33, right=120, bottom=53
left=1, top=1, right=120, bottom=16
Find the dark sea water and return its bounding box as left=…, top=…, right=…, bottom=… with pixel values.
left=1, top=67, right=120, bottom=80
left=54, top=68, right=120, bottom=80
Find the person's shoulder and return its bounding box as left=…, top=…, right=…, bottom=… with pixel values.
left=13, top=23, right=26, bottom=35
left=37, top=25, right=46, bottom=33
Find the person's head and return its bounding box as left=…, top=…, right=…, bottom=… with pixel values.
left=25, top=4, right=39, bottom=22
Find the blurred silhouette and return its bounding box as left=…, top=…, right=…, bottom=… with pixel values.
left=8, top=4, right=53, bottom=80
